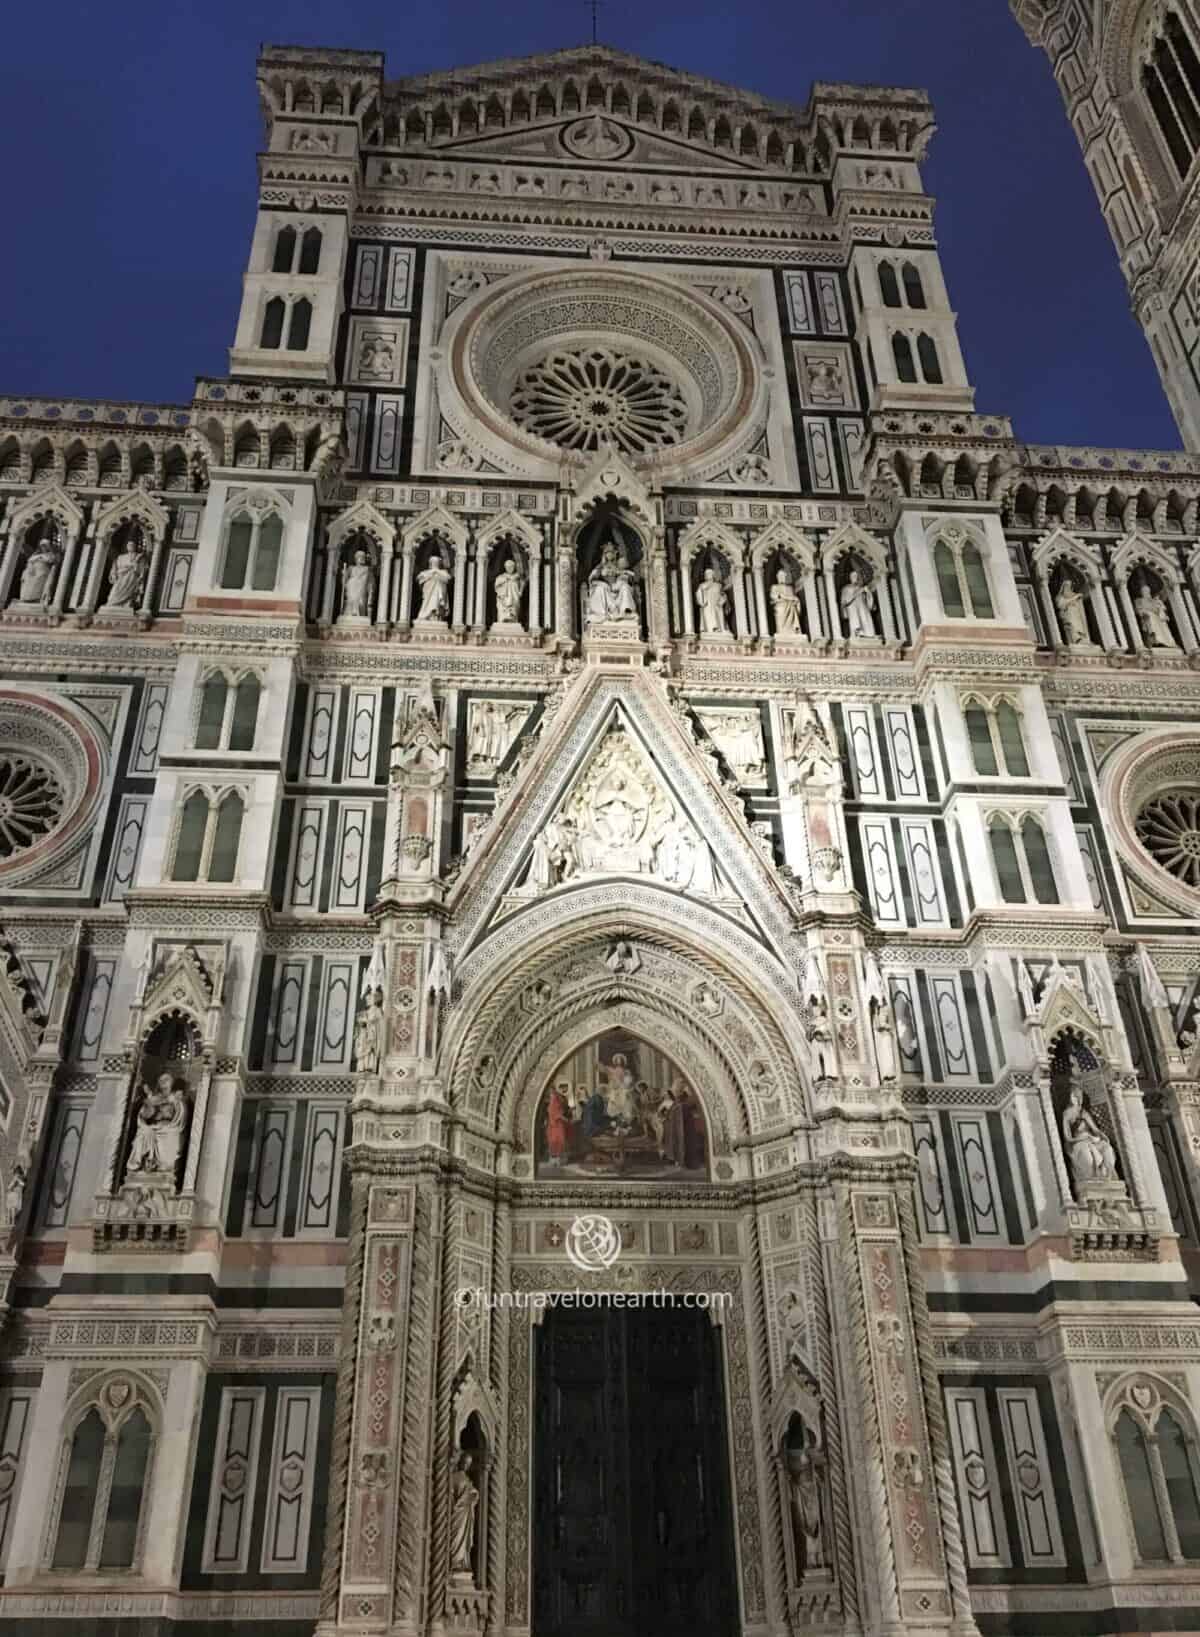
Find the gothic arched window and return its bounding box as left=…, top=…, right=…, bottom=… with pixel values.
left=1143, top=13, right=1200, bottom=180
left=1021, top=816, right=1059, bottom=903
left=879, top=261, right=902, bottom=308
left=49, top=1382, right=156, bottom=1575
left=195, top=672, right=261, bottom=752
left=961, top=542, right=995, bottom=617
left=1117, top=1409, right=1168, bottom=1560
left=935, top=540, right=965, bottom=617
left=287, top=299, right=312, bottom=351
left=988, top=817, right=1025, bottom=904
left=219, top=507, right=284, bottom=592
left=272, top=226, right=296, bottom=274
left=902, top=261, right=927, bottom=308
left=917, top=333, right=943, bottom=384
left=892, top=333, right=917, bottom=383
left=195, top=675, right=229, bottom=750
left=170, top=788, right=245, bottom=884
left=298, top=226, right=322, bottom=275
left=229, top=676, right=261, bottom=752
left=261, top=297, right=285, bottom=350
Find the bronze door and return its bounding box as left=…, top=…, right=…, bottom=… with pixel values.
left=533, top=1305, right=738, bottom=1637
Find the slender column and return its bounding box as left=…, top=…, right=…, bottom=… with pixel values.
left=554, top=544, right=575, bottom=643
left=824, top=563, right=842, bottom=639
left=397, top=546, right=415, bottom=631
left=803, top=568, right=822, bottom=638
left=51, top=530, right=84, bottom=619
left=138, top=530, right=169, bottom=621
left=321, top=544, right=340, bottom=625
left=648, top=537, right=670, bottom=643
left=1117, top=577, right=1141, bottom=650
left=679, top=554, right=695, bottom=639
left=378, top=545, right=395, bottom=629
left=474, top=542, right=489, bottom=628
left=751, top=558, right=769, bottom=644
left=451, top=539, right=467, bottom=631
left=81, top=530, right=111, bottom=615
left=1089, top=582, right=1119, bottom=648
left=879, top=568, right=898, bottom=642
left=527, top=541, right=541, bottom=635
left=1169, top=582, right=1199, bottom=651
left=731, top=561, right=750, bottom=639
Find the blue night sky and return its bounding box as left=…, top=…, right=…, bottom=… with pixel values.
left=0, top=0, right=1180, bottom=452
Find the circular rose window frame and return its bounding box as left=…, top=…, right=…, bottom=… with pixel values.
left=436, top=264, right=766, bottom=482
left=0, top=691, right=105, bottom=888
left=1101, top=727, right=1200, bottom=917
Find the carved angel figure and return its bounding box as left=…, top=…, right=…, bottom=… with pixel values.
left=1054, top=579, right=1089, bottom=646
left=16, top=529, right=61, bottom=605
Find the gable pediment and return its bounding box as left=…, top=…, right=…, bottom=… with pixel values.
left=448, top=672, right=797, bottom=962
left=413, top=116, right=770, bottom=174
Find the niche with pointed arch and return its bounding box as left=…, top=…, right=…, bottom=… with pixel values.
left=535, top=1026, right=708, bottom=1180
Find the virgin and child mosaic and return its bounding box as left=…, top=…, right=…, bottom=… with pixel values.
left=535, top=1027, right=708, bottom=1180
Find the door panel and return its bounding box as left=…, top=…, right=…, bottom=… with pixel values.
left=533, top=1306, right=737, bottom=1637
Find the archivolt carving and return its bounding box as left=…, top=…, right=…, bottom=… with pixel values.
left=444, top=919, right=807, bottom=1145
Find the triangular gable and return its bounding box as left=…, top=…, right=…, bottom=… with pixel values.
left=448, top=670, right=796, bottom=961
left=416, top=117, right=769, bottom=174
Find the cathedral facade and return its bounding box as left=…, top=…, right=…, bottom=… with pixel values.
left=2, top=34, right=1200, bottom=1637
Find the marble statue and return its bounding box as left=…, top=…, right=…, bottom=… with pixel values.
left=1054, top=579, right=1089, bottom=646
left=16, top=531, right=60, bottom=605
left=696, top=566, right=730, bottom=635
left=341, top=549, right=375, bottom=619
left=467, top=700, right=525, bottom=769
left=448, top=1451, right=480, bottom=1580
left=585, top=541, right=639, bottom=623
left=104, top=532, right=148, bottom=609
left=1061, top=1074, right=1118, bottom=1189
left=493, top=557, right=525, bottom=626
left=770, top=569, right=803, bottom=634
left=354, top=987, right=385, bottom=1074
left=783, top=1427, right=826, bottom=1578
left=416, top=554, right=452, bottom=622
left=126, top=1072, right=188, bottom=1180
left=839, top=568, right=877, bottom=637
left=1134, top=582, right=1176, bottom=647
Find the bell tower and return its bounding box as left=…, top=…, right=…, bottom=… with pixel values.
left=1012, top=0, right=1200, bottom=447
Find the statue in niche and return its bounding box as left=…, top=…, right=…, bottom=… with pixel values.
left=448, top=1451, right=480, bottom=1581
left=415, top=553, right=452, bottom=622
left=104, top=528, right=148, bottom=609
left=783, top=1420, right=826, bottom=1579
left=839, top=566, right=877, bottom=637
left=696, top=565, right=731, bottom=635
left=1061, top=1070, right=1118, bottom=1190
left=771, top=568, right=803, bottom=634
left=1133, top=580, right=1176, bottom=648
left=1054, top=576, right=1089, bottom=646
left=15, top=523, right=61, bottom=605
left=585, top=539, right=639, bottom=623
left=493, top=556, right=526, bottom=626
left=354, top=987, right=385, bottom=1075
left=341, top=548, right=375, bottom=619
left=125, top=1072, right=189, bottom=1182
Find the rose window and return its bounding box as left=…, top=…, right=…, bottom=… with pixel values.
left=1136, top=790, right=1200, bottom=886
left=0, top=755, right=64, bottom=860
left=507, top=346, right=691, bottom=456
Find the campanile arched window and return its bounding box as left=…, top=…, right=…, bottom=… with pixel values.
left=1143, top=12, right=1200, bottom=180
left=49, top=1376, right=157, bottom=1574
